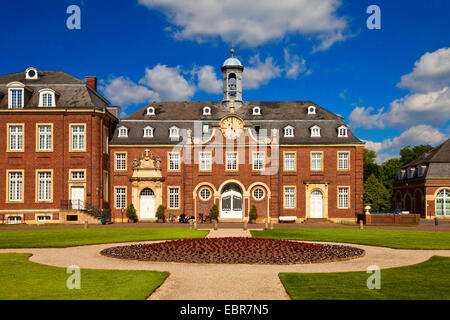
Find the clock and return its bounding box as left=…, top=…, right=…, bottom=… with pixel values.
left=220, top=115, right=244, bottom=139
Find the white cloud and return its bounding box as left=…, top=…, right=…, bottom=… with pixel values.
left=283, top=48, right=310, bottom=79
left=195, top=65, right=222, bottom=94
left=139, top=64, right=195, bottom=101
left=99, top=77, right=159, bottom=107
left=374, top=153, right=397, bottom=165
left=349, top=105, right=385, bottom=129
left=138, top=0, right=348, bottom=49
left=398, top=47, right=450, bottom=93
left=365, top=125, right=447, bottom=161
left=243, top=55, right=282, bottom=89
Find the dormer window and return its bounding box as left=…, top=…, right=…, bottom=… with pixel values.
left=407, top=167, right=415, bottom=179
left=310, top=125, right=321, bottom=137
left=169, top=126, right=179, bottom=138
left=203, top=107, right=211, bottom=116
left=9, top=88, right=24, bottom=109
left=25, top=67, right=38, bottom=80
left=143, top=126, right=153, bottom=137
left=146, top=107, right=155, bottom=115
left=118, top=126, right=128, bottom=138
left=398, top=169, right=405, bottom=180
left=308, top=106, right=316, bottom=115
left=284, top=126, right=294, bottom=137
left=252, top=107, right=261, bottom=115
left=338, top=125, right=348, bottom=137
left=417, top=165, right=426, bottom=177
left=39, top=89, right=56, bottom=107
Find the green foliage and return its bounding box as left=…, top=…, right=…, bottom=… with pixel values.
left=209, top=204, right=219, bottom=221
left=249, top=205, right=258, bottom=221
left=126, top=204, right=137, bottom=222
left=363, top=148, right=379, bottom=182
left=156, top=205, right=166, bottom=220
left=364, top=174, right=391, bottom=211
left=400, top=144, right=433, bottom=166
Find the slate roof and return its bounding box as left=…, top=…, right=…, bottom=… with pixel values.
left=111, top=101, right=363, bottom=145
left=0, top=70, right=110, bottom=109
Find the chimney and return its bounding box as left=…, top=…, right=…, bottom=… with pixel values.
left=86, top=76, right=97, bottom=91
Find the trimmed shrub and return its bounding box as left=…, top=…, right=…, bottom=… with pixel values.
left=209, top=204, right=219, bottom=221
left=249, top=205, right=258, bottom=222
left=126, top=204, right=137, bottom=222
left=156, top=205, right=166, bottom=221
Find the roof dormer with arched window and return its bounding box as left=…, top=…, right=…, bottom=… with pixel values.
left=143, top=126, right=154, bottom=138
left=203, top=106, right=211, bottom=116
left=169, top=126, right=179, bottom=139
left=307, top=105, right=316, bottom=115
left=252, top=106, right=261, bottom=115
left=310, top=125, right=321, bottom=137
left=146, top=107, right=155, bottom=115
left=337, top=125, right=348, bottom=137
left=284, top=125, right=294, bottom=137
left=118, top=126, right=128, bottom=138
left=39, top=88, right=56, bottom=107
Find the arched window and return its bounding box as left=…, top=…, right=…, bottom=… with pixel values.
left=118, top=126, right=128, bottom=137
left=436, top=189, right=450, bottom=216
left=284, top=126, right=294, bottom=137
left=337, top=125, right=348, bottom=137
left=39, top=89, right=56, bottom=107
left=310, top=125, right=321, bottom=137
left=228, top=73, right=237, bottom=95
left=169, top=126, right=179, bottom=138
left=143, top=126, right=153, bottom=137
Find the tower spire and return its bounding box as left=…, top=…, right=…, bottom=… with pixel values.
left=230, top=43, right=234, bottom=57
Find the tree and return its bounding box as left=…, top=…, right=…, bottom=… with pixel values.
left=379, top=157, right=402, bottom=208
left=126, top=204, right=137, bottom=222
left=364, top=174, right=391, bottom=211
left=363, top=148, right=379, bottom=182
left=400, top=144, right=433, bottom=166
left=209, top=204, right=219, bottom=221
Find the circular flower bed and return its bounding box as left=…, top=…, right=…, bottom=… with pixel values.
left=101, top=237, right=364, bottom=264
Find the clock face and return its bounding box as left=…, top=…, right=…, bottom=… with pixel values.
left=220, top=116, right=244, bottom=139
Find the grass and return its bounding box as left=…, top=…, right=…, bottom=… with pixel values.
left=0, top=253, right=168, bottom=300
left=0, top=228, right=209, bottom=248
left=279, top=256, right=450, bottom=300
left=251, top=228, right=450, bottom=249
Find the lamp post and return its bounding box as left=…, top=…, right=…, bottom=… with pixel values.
left=121, top=209, right=124, bottom=224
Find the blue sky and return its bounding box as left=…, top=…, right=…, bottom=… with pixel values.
left=1, top=0, right=449, bottom=163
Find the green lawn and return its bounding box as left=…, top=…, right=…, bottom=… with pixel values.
left=279, top=256, right=450, bottom=300
left=0, top=228, right=209, bottom=248
left=0, top=253, right=168, bottom=300
left=251, top=228, right=450, bottom=249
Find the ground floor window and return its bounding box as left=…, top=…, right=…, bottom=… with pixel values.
left=115, top=187, right=126, bottom=209
left=338, top=187, right=349, bottom=209
left=169, top=187, right=180, bottom=209
left=284, top=187, right=295, bottom=209
left=37, top=215, right=51, bottom=222
left=37, top=171, right=52, bottom=201
left=7, top=216, right=22, bottom=224
left=436, top=189, right=450, bottom=216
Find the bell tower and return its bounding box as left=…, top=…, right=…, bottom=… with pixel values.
left=222, top=46, right=244, bottom=108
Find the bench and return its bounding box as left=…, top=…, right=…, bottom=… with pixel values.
left=279, top=216, right=297, bottom=223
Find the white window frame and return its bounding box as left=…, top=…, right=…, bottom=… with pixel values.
left=118, top=126, right=128, bottom=138
left=8, top=171, right=23, bottom=202
left=199, top=188, right=211, bottom=201
left=146, top=107, right=155, bottom=115
left=169, top=126, right=179, bottom=138
left=311, top=152, right=323, bottom=171
left=37, top=125, right=52, bottom=151
left=338, top=125, right=348, bottom=137
left=338, top=152, right=349, bottom=170
left=284, top=152, right=296, bottom=171
left=115, top=153, right=127, bottom=171
left=70, top=124, right=86, bottom=151
left=310, top=125, right=321, bottom=137
left=8, top=88, right=24, bottom=109
left=308, top=106, right=316, bottom=115
left=115, top=187, right=126, bottom=209
left=143, top=126, right=154, bottom=137
left=39, top=89, right=56, bottom=107
left=252, top=152, right=265, bottom=171
left=284, top=126, right=294, bottom=137
left=253, top=188, right=265, bottom=200
left=199, top=152, right=212, bottom=171
left=226, top=152, right=238, bottom=171
left=37, top=171, right=52, bottom=202
left=168, top=187, right=180, bottom=209
left=203, top=107, right=211, bottom=115
left=9, top=125, right=24, bottom=151
left=70, top=171, right=85, bottom=180
left=168, top=152, right=180, bottom=171
left=284, top=187, right=296, bottom=209
left=338, top=187, right=349, bottom=209
left=252, top=107, right=261, bottom=115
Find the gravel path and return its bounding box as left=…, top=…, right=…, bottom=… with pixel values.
left=1, top=228, right=449, bottom=300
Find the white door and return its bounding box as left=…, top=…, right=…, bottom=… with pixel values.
left=221, top=190, right=243, bottom=219
left=140, top=189, right=155, bottom=219
left=71, top=186, right=85, bottom=210
left=310, top=190, right=323, bottom=218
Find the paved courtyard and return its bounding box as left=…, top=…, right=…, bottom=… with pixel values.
left=1, top=228, right=450, bottom=300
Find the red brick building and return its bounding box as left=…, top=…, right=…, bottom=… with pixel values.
left=393, top=139, right=450, bottom=219
left=0, top=56, right=364, bottom=224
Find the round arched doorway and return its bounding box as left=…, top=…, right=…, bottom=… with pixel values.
left=221, top=184, right=243, bottom=219
left=310, top=190, right=323, bottom=218
left=436, top=189, right=450, bottom=217
left=140, top=188, right=155, bottom=219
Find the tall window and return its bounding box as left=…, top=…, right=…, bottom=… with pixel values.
left=284, top=152, right=295, bottom=171
left=338, top=187, right=349, bottom=209
left=71, top=125, right=85, bottom=151
left=338, top=152, right=349, bottom=170
left=311, top=152, right=322, bottom=171
left=169, top=187, right=180, bottom=209
left=103, top=128, right=108, bottom=153
left=38, top=125, right=52, bottom=151
left=9, top=125, right=23, bottom=151
left=103, top=172, right=108, bottom=201
left=436, top=189, right=450, bottom=216
left=169, top=153, right=180, bottom=171
left=37, top=171, right=52, bottom=202
left=200, top=152, right=211, bottom=171
left=9, top=89, right=23, bottom=109
left=115, top=188, right=126, bottom=209
left=284, top=187, right=295, bottom=209
left=115, top=153, right=127, bottom=171
left=9, top=172, right=23, bottom=202
left=253, top=152, right=264, bottom=171
left=226, top=152, right=238, bottom=171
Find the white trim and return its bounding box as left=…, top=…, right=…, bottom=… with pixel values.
left=38, top=88, right=56, bottom=107
left=308, top=106, right=316, bottom=115
left=118, top=126, right=128, bottom=138
left=143, top=126, right=154, bottom=137
left=203, top=107, right=211, bottom=115
left=284, top=125, right=294, bottom=137
left=310, top=125, right=321, bottom=137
